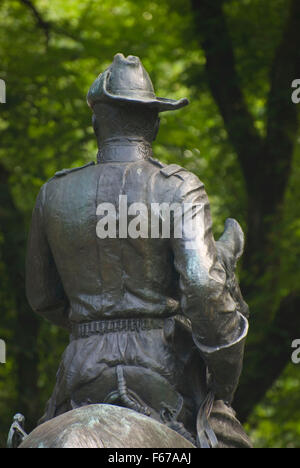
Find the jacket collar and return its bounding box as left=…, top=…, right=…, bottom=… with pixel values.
left=97, top=138, right=152, bottom=163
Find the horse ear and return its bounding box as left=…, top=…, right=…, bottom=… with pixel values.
left=217, top=218, right=245, bottom=269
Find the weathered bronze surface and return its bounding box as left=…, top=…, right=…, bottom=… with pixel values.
left=19, top=404, right=195, bottom=448
left=25, top=53, right=252, bottom=448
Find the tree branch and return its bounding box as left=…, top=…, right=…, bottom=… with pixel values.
left=190, top=0, right=300, bottom=420
left=19, top=0, right=81, bottom=45
left=234, top=292, right=300, bottom=421
left=191, top=0, right=263, bottom=190
left=19, top=0, right=51, bottom=44
left=263, top=0, right=300, bottom=209
left=241, top=0, right=300, bottom=280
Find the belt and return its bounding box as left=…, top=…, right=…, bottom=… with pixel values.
left=71, top=317, right=166, bottom=340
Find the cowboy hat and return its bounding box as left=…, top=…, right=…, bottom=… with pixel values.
left=87, top=53, right=189, bottom=112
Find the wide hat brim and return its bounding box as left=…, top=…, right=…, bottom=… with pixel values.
left=87, top=69, right=189, bottom=112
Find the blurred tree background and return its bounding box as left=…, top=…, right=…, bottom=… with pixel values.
left=0, top=0, right=300, bottom=448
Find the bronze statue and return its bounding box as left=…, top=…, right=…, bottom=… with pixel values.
left=19, top=405, right=195, bottom=449
left=25, top=53, right=252, bottom=448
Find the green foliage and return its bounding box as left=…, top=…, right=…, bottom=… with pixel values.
left=246, top=364, right=300, bottom=448
left=0, top=0, right=299, bottom=448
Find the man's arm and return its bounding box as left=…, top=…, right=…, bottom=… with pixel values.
left=26, top=184, right=70, bottom=331
left=171, top=171, right=248, bottom=404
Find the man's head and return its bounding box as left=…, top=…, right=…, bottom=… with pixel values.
left=87, top=53, right=189, bottom=147
left=92, top=102, right=160, bottom=146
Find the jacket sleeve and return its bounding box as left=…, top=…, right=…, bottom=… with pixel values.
left=170, top=172, right=248, bottom=404
left=26, top=184, right=70, bottom=331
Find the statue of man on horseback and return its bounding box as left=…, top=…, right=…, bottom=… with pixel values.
left=23, top=53, right=252, bottom=448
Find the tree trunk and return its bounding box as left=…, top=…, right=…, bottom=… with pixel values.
left=0, top=164, right=40, bottom=432
left=190, top=0, right=300, bottom=419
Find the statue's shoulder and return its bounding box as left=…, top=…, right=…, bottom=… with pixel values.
left=148, top=157, right=188, bottom=181
left=48, top=161, right=96, bottom=182
left=149, top=157, right=202, bottom=189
